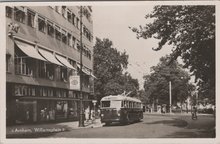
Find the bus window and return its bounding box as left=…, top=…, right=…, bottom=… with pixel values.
left=101, top=101, right=110, bottom=107
left=111, top=100, right=121, bottom=108
left=124, top=101, right=127, bottom=108
left=121, top=100, right=124, bottom=107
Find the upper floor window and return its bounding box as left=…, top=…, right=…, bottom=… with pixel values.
left=38, top=16, right=46, bottom=33
left=76, top=18, right=79, bottom=29
left=14, top=7, right=25, bottom=23
left=72, top=13, right=75, bottom=25
left=6, top=6, right=13, bottom=18
left=55, top=26, right=61, bottom=40
left=55, top=6, right=62, bottom=14
left=72, top=36, right=76, bottom=49
left=67, top=33, right=72, bottom=46
left=67, top=10, right=72, bottom=22
left=62, top=6, right=67, bottom=19
left=27, top=10, right=35, bottom=27
left=61, top=30, right=67, bottom=44
left=6, top=55, right=10, bottom=72
left=47, top=21, right=54, bottom=37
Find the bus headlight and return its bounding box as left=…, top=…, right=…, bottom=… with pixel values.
left=101, top=114, right=104, bottom=117
left=117, top=113, right=120, bottom=116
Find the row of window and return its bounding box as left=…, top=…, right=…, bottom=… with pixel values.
left=14, top=84, right=79, bottom=98
left=6, top=6, right=92, bottom=60
left=121, top=101, right=142, bottom=108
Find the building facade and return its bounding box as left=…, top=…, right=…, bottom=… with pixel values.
left=6, top=6, right=95, bottom=125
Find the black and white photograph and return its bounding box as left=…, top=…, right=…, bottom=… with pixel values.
left=0, top=1, right=219, bottom=144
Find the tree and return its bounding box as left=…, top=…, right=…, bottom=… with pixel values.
left=130, top=6, right=215, bottom=104
left=93, top=38, right=139, bottom=102
left=143, top=55, right=195, bottom=110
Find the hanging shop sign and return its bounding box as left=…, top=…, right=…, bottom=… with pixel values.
left=69, top=75, right=80, bottom=90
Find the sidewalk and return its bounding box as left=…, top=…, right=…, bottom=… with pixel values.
left=6, top=119, right=104, bottom=138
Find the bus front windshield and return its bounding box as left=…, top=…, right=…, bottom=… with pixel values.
left=101, top=100, right=121, bottom=108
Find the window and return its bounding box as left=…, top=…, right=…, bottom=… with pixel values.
left=6, top=6, right=13, bottom=18
left=62, top=6, right=67, bottom=18
left=47, top=21, right=54, bottom=37
left=14, top=7, right=25, bottom=23
left=6, top=55, right=10, bottom=72
left=76, top=18, right=79, bottom=29
left=72, top=13, right=75, bottom=25
left=38, top=61, right=46, bottom=78
left=61, top=29, right=67, bottom=44
left=31, top=87, right=36, bottom=96
left=101, top=101, right=110, bottom=108
left=56, top=90, right=61, bottom=97
left=38, top=16, right=46, bottom=33
left=55, top=6, right=62, bottom=14
left=67, top=10, right=72, bottom=22
left=48, top=88, right=54, bottom=97
left=14, top=85, right=29, bottom=96
left=27, top=10, right=35, bottom=27
left=55, top=26, right=61, bottom=40
left=61, top=67, right=67, bottom=82
left=15, top=57, right=33, bottom=76
left=72, top=36, right=76, bottom=48
left=67, top=33, right=72, bottom=46
left=43, top=88, right=47, bottom=97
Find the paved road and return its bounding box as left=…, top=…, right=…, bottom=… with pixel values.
left=51, top=113, right=215, bottom=138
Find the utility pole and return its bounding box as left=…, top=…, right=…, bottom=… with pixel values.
left=169, top=81, right=172, bottom=114
left=79, top=6, right=84, bottom=127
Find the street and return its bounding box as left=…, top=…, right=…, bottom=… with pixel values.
left=50, top=113, right=215, bottom=138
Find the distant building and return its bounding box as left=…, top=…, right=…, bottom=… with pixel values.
left=6, top=6, right=95, bottom=125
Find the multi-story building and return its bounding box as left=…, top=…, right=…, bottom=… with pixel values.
left=6, top=6, right=95, bottom=125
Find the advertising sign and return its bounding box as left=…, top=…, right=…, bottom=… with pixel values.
left=69, top=75, right=80, bottom=90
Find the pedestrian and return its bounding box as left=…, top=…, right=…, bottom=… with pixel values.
left=191, top=106, right=197, bottom=120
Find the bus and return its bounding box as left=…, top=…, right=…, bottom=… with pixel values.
left=100, top=94, right=143, bottom=125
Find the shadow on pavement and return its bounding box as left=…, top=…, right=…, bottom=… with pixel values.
left=143, top=119, right=188, bottom=128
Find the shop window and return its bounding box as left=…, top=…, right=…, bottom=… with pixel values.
left=67, top=10, right=72, bottom=22
left=27, top=10, right=35, bottom=27
left=67, top=33, right=72, bottom=46
left=6, top=6, right=13, bottom=18
left=56, top=101, right=68, bottom=118
left=55, top=26, right=61, bottom=40
left=14, top=7, right=25, bottom=23
left=47, top=21, right=54, bottom=37
left=72, top=13, right=75, bottom=25
left=38, top=16, right=46, bottom=33
left=61, top=30, right=67, bottom=44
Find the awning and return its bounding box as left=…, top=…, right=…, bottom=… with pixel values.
left=55, top=54, right=76, bottom=70
left=38, top=48, right=63, bottom=66
left=15, top=40, right=46, bottom=61
left=76, top=63, right=90, bottom=75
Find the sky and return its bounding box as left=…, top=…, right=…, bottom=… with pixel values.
left=93, top=5, right=173, bottom=89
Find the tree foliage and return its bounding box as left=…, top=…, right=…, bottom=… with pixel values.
left=143, top=55, right=195, bottom=106
left=93, top=38, right=139, bottom=102
left=131, top=6, right=215, bottom=103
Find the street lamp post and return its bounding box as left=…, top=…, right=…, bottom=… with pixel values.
left=79, top=6, right=84, bottom=127
left=169, top=81, right=172, bottom=114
